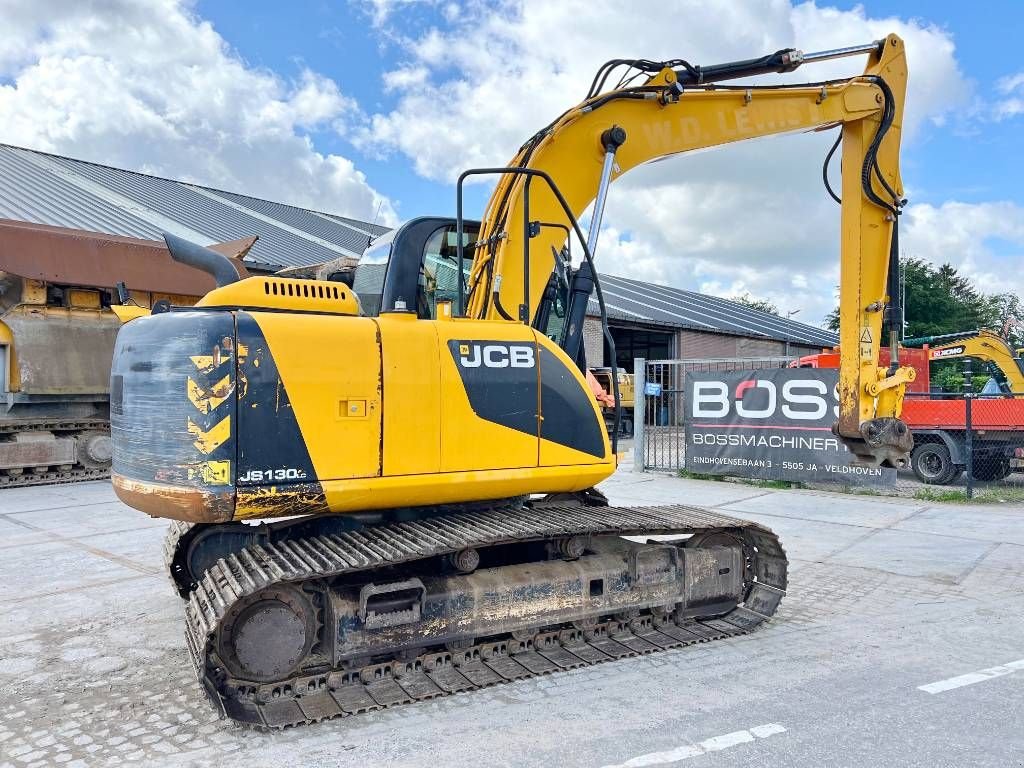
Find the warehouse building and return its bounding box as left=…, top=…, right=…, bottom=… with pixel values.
left=0, top=143, right=835, bottom=362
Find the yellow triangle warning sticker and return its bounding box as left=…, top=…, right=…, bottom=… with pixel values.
left=859, top=328, right=872, bottom=344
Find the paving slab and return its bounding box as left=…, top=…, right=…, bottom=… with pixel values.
left=0, top=472, right=1022, bottom=767
left=894, top=503, right=1024, bottom=546
left=720, top=488, right=926, bottom=529
left=827, top=527, right=999, bottom=583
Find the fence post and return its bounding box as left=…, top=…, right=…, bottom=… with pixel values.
left=963, top=357, right=974, bottom=499
left=633, top=357, right=645, bottom=472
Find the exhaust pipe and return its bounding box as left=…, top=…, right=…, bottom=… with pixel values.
left=162, top=232, right=242, bottom=288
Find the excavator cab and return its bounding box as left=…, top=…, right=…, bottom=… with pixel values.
left=353, top=217, right=480, bottom=320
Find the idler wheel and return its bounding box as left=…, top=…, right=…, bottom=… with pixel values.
left=218, top=586, right=315, bottom=683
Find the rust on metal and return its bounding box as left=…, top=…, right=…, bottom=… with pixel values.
left=0, top=218, right=253, bottom=294
left=235, top=483, right=330, bottom=519
left=112, top=473, right=234, bottom=523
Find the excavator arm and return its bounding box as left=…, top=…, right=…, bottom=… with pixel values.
left=466, top=34, right=913, bottom=466
left=906, top=329, right=1024, bottom=393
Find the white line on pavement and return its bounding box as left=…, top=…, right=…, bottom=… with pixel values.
left=918, top=659, right=1024, bottom=694
left=600, top=723, right=787, bottom=768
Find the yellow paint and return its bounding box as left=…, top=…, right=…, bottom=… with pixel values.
left=67, top=289, right=102, bottom=309
left=198, top=276, right=360, bottom=315
left=378, top=313, right=442, bottom=476
left=252, top=311, right=382, bottom=480
left=111, top=305, right=151, bottom=322
left=434, top=319, right=540, bottom=473
left=187, top=374, right=232, bottom=414
left=0, top=320, right=18, bottom=393
left=190, top=355, right=218, bottom=375
left=235, top=463, right=611, bottom=518
left=187, top=415, right=231, bottom=454
left=21, top=280, right=46, bottom=305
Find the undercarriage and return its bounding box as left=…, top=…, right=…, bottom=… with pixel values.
left=165, top=498, right=787, bottom=728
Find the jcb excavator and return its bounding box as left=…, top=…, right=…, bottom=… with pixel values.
left=110, top=35, right=912, bottom=727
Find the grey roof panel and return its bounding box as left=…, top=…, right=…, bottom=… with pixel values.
left=0, top=144, right=383, bottom=269
left=46, top=154, right=342, bottom=268
left=589, top=274, right=836, bottom=348
left=202, top=189, right=374, bottom=254
left=0, top=146, right=162, bottom=238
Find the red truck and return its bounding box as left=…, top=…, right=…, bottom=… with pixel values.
left=792, top=348, right=1024, bottom=484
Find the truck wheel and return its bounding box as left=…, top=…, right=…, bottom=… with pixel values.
left=911, top=443, right=955, bottom=485
left=972, top=458, right=1012, bottom=481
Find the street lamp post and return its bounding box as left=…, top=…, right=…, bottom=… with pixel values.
left=785, top=308, right=801, bottom=358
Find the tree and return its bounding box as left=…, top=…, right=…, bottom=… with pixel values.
left=823, top=257, right=1007, bottom=337
left=730, top=292, right=779, bottom=316
left=822, top=258, right=1021, bottom=392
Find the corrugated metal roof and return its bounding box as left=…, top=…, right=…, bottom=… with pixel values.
left=0, top=143, right=834, bottom=347
left=0, top=144, right=383, bottom=269
left=589, top=274, right=837, bottom=347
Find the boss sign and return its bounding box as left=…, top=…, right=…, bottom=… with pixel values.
left=683, top=369, right=895, bottom=486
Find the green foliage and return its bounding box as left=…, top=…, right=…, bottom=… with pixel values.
left=823, top=258, right=1021, bottom=350
left=677, top=470, right=725, bottom=482
left=730, top=292, right=779, bottom=316
left=913, top=488, right=968, bottom=502
left=930, top=370, right=993, bottom=394
left=901, top=258, right=998, bottom=338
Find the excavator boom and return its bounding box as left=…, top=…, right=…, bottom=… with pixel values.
left=467, top=35, right=912, bottom=466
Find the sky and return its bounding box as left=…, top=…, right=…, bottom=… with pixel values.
left=1, top=0, right=1022, bottom=327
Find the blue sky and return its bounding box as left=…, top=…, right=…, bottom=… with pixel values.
left=194, top=0, right=1023, bottom=218
left=1, top=0, right=1022, bottom=324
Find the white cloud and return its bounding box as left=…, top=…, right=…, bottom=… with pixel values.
left=0, top=0, right=396, bottom=224
left=994, top=71, right=1024, bottom=120
left=901, top=200, right=1024, bottom=296
left=359, top=0, right=974, bottom=324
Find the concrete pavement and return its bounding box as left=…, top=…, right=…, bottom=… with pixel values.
left=1, top=472, right=1022, bottom=767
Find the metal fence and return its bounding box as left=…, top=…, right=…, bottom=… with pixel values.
left=631, top=357, right=1024, bottom=499
left=632, top=357, right=794, bottom=472
left=901, top=390, right=1024, bottom=498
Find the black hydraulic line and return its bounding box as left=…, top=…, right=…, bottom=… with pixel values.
left=454, top=166, right=621, bottom=454
left=823, top=131, right=842, bottom=204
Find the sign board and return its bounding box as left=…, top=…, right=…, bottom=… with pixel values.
left=683, top=369, right=896, bottom=486
left=644, top=382, right=663, bottom=397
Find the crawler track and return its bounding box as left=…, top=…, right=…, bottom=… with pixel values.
left=0, top=418, right=110, bottom=488
left=177, top=502, right=787, bottom=728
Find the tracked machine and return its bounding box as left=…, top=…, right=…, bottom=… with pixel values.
left=111, top=37, right=914, bottom=727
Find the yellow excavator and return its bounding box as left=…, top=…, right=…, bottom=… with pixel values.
left=110, top=35, right=912, bottom=727
left=903, top=328, right=1024, bottom=393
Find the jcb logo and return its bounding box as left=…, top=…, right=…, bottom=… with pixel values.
left=692, top=378, right=839, bottom=420
left=459, top=343, right=535, bottom=369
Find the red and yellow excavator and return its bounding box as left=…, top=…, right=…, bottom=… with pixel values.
left=110, top=36, right=912, bottom=726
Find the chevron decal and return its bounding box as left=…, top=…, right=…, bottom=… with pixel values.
left=187, top=374, right=232, bottom=414
left=188, top=415, right=231, bottom=454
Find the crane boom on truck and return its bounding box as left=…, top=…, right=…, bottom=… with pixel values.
left=110, top=35, right=911, bottom=727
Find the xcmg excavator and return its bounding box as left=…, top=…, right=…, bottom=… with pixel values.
left=110, top=35, right=912, bottom=727
left=903, top=328, right=1024, bottom=393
